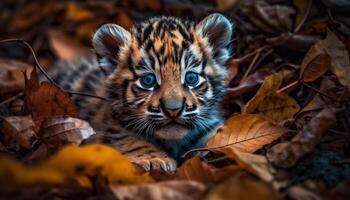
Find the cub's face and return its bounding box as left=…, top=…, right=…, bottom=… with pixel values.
left=93, top=14, right=233, bottom=140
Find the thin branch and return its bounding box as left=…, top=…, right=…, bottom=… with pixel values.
left=302, top=83, right=338, bottom=102
left=182, top=132, right=281, bottom=158
left=277, top=80, right=299, bottom=93
left=242, top=49, right=262, bottom=80
left=0, top=39, right=110, bottom=102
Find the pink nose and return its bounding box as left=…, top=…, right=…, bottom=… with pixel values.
left=164, top=108, right=182, bottom=118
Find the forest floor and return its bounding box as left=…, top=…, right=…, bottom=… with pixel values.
left=0, top=0, right=350, bottom=199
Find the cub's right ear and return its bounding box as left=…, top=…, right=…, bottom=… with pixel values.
left=92, top=24, right=131, bottom=68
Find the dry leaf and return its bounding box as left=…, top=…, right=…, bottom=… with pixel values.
left=300, top=41, right=331, bottom=82
left=293, top=0, right=313, bottom=32
left=243, top=73, right=300, bottom=123
left=0, top=144, right=152, bottom=188
left=204, top=172, right=279, bottom=200
left=318, top=29, right=350, bottom=91
left=240, top=0, right=295, bottom=34
left=207, top=114, right=286, bottom=153
left=110, top=180, right=205, bottom=200
left=47, top=30, right=91, bottom=60
left=221, top=148, right=274, bottom=183
left=0, top=58, right=31, bottom=97
left=267, top=106, right=340, bottom=168
left=1, top=115, right=36, bottom=149
left=175, top=156, right=239, bottom=184
left=266, top=32, right=318, bottom=52
left=114, top=12, right=133, bottom=30
left=24, top=68, right=78, bottom=124
left=75, top=21, right=101, bottom=41
left=65, top=3, right=94, bottom=22
left=38, top=116, right=96, bottom=148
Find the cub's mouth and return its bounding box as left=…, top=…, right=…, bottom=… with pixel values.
left=154, top=121, right=189, bottom=140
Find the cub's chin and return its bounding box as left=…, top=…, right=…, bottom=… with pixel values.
left=154, top=123, right=189, bottom=140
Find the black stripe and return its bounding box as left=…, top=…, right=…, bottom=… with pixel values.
left=123, top=146, right=148, bottom=154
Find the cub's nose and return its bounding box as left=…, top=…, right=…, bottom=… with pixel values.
left=160, top=98, right=184, bottom=118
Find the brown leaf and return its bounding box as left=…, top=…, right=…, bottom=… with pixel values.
left=243, top=73, right=300, bottom=123
left=47, top=30, right=91, bottom=60
left=295, top=76, right=345, bottom=128
left=38, top=116, right=96, bottom=148
left=1, top=115, right=36, bottom=149
left=318, top=29, right=350, bottom=92
left=221, top=148, right=274, bottom=183
left=114, top=12, right=133, bottom=30
left=293, top=0, right=313, bottom=32
left=267, top=106, right=340, bottom=168
left=75, top=21, right=102, bottom=41
left=175, top=156, right=239, bottom=184
left=0, top=58, right=31, bottom=97
left=300, top=38, right=331, bottom=82
left=207, top=114, right=286, bottom=153
left=110, top=180, right=205, bottom=200
left=24, top=69, right=78, bottom=125
left=204, top=172, right=279, bottom=200
left=240, top=0, right=295, bottom=34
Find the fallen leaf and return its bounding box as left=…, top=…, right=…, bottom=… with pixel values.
left=0, top=58, right=31, bottom=97
left=110, top=180, right=205, bottom=200
left=242, top=73, right=300, bottom=123
left=0, top=144, right=152, bottom=188
left=1, top=115, right=36, bottom=149
left=293, top=0, right=313, bottom=32
left=204, top=172, right=279, bottom=200
left=38, top=116, right=96, bottom=148
left=75, top=21, right=102, bottom=41
left=318, top=29, right=350, bottom=92
left=175, top=156, right=239, bottom=184
left=47, top=30, right=92, bottom=60
left=240, top=0, right=295, bottom=34
left=221, top=148, right=274, bottom=183
left=65, top=3, right=94, bottom=22
left=207, top=114, right=286, bottom=153
left=300, top=40, right=331, bottom=82
left=267, top=106, right=340, bottom=168
left=24, top=68, right=78, bottom=126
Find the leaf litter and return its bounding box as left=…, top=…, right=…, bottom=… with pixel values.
left=0, top=0, right=350, bottom=199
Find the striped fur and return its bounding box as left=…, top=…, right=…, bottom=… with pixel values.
left=49, top=14, right=233, bottom=171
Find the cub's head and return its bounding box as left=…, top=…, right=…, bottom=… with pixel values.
left=93, top=13, right=233, bottom=140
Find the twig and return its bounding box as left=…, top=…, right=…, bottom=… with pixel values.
left=0, top=39, right=110, bottom=102
left=242, top=49, right=262, bottom=80
left=0, top=92, right=24, bottom=105
left=182, top=132, right=281, bottom=158
left=277, top=80, right=299, bottom=93
left=0, top=39, right=56, bottom=84
left=302, top=83, right=338, bottom=102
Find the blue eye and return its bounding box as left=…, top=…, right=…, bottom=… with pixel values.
left=185, top=72, right=199, bottom=86
left=140, top=73, right=156, bottom=88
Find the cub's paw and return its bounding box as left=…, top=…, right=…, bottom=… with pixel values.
left=133, top=157, right=177, bottom=172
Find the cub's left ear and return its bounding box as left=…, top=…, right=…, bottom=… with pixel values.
left=196, top=13, right=233, bottom=65
left=92, top=24, right=131, bottom=68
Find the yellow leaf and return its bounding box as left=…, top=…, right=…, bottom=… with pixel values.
left=242, top=73, right=300, bottom=123
left=0, top=144, right=152, bottom=188
left=207, top=114, right=286, bottom=153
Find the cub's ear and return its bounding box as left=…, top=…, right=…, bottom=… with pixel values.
left=92, top=24, right=131, bottom=68
left=196, top=13, right=233, bottom=65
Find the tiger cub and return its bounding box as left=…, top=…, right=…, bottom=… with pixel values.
left=51, top=13, right=233, bottom=171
